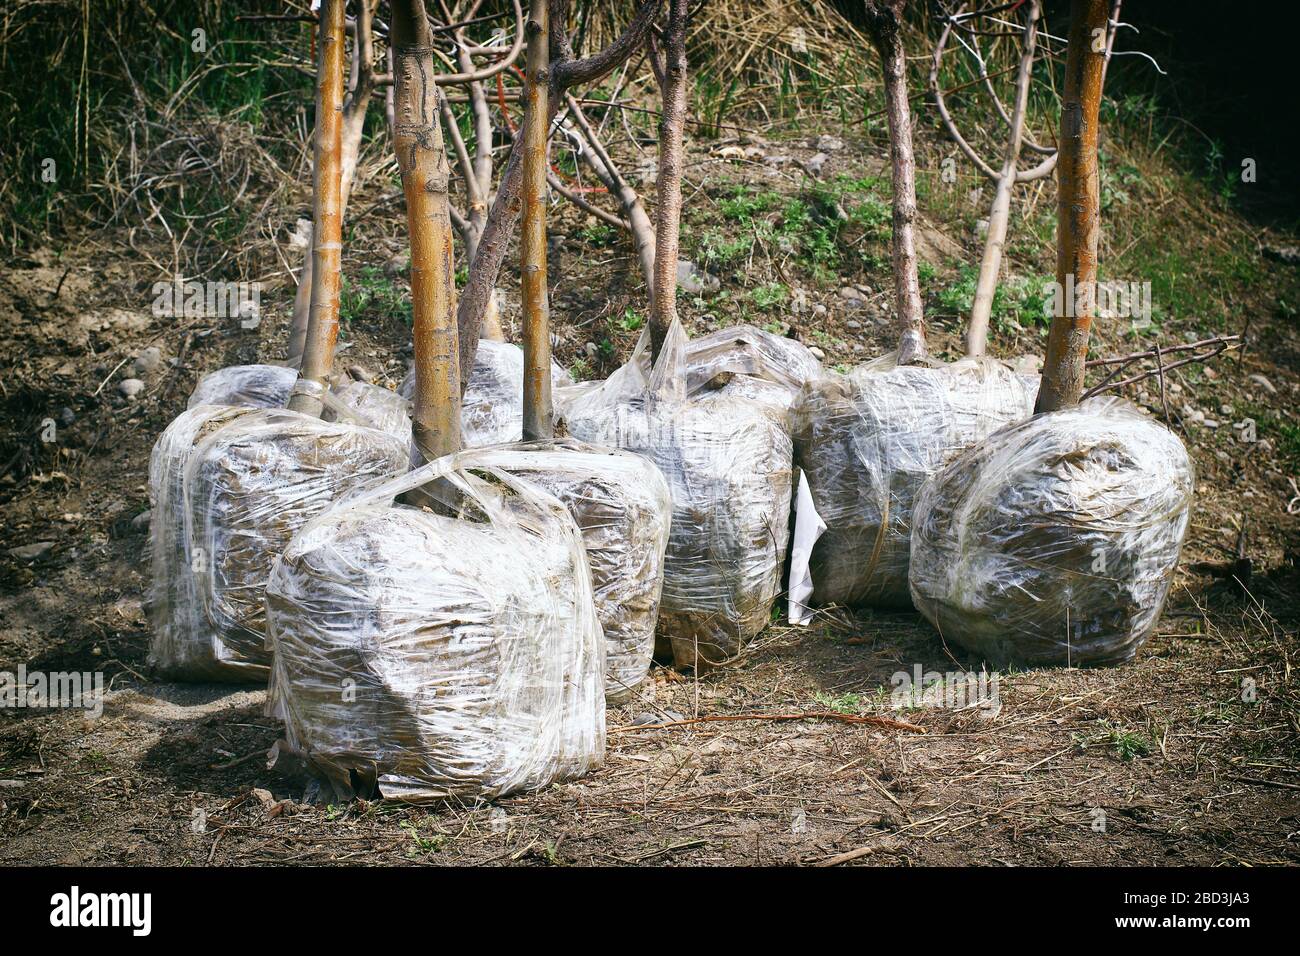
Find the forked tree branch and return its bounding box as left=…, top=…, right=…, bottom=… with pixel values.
left=453, top=0, right=664, bottom=388
left=929, top=2, right=1057, bottom=185
left=563, top=93, right=657, bottom=292
left=966, top=0, right=1040, bottom=357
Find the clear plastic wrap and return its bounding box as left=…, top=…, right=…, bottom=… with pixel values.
left=558, top=321, right=793, bottom=669
left=461, top=440, right=671, bottom=702
left=148, top=404, right=262, bottom=681
left=792, top=356, right=1036, bottom=608
left=185, top=405, right=409, bottom=670
left=265, top=453, right=605, bottom=801
left=909, top=396, right=1194, bottom=667
left=187, top=364, right=297, bottom=410
left=148, top=381, right=409, bottom=682
left=399, top=340, right=573, bottom=446
left=684, top=325, right=823, bottom=419
left=326, top=379, right=412, bottom=445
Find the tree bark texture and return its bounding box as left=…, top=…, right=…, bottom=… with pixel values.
left=864, top=0, right=926, bottom=365
left=288, top=0, right=346, bottom=416
left=287, top=0, right=381, bottom=368
left=391, top=0, right=462, bottom=461
left=1035, top=0, right=1108, bottom=413
left=521, top=0, right=554, bottom=441
left=647, top=0, right=689, bottom=361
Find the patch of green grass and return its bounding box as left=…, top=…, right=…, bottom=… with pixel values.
left=400, top=819, right=447, bottom=856
left=719, top=187, right=783, bottom=223
left=694, top=68, right=741, bottom=138
left=936, top=265, right=1053, bottom=331
left=578, top=222, right=617, bottom=247
left=750, top=282, right=788, bottom=310
left=844, top=194, right=891, bottom=234
left=697, top=229, right=754, bottom=271
left=697, top=181, right=887, bottom=283
left=539, top=841, right=564, bottom=865
left=339, top=266, right=411, bottom=332
left=813, top=691, right=863, bottom=715
left=1243, top=404, right=1300, bottom=469
left=618, top=306, right=643, bottom=331
left=1076, top=721, right=1153, bottom=762
left=935, top=264, right=981, bottom=316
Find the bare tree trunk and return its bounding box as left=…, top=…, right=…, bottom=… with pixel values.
left=648, top=0, right=689, bottom=362
left=1100, top=0, right=1123, bottom=90
left=339, top=0, right=379, bottom=203
left=392, top=0, right=462, bottom=461
left=1035, top=0, right=1109, bottom=414
left=864, top=0, right=926, bottom=365
left=287, top=0, right=381, bottom=368
left=287, top=239, right=315, bottom=366
left=447, top=18, right=507, bottom=343
left=966, top=0, right=1039, bottom=358
left=521, top=0, right=553, bottom=441
left=287, top=0, right=346, bottom=417
left=454, top=0, right=663, bottom=391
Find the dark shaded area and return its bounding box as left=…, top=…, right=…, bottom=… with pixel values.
left=1105, top=0, right=1300, bottom=225
left=828, top=1, right=1300, bottom=225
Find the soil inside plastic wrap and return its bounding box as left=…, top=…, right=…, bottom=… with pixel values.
left=683, top=324, right=824, bottom=423
left=186, top=409, right=409, bottom=667
left=149, top=380, right=409, bottom=681
left=148, top=404, right=263, bottom=681
left=909, top=396, right=1195, bottom=666
left=793, top=356, right=1036, bottom=609
left=559, top=321, right=793, bottom=669
left=325, top=379, right=412, bottom=445
left=265, top=457, right=605, bottom=801
left=187, top=364, right=298, bottom=410
left=456, top=440, right=671, bottom=704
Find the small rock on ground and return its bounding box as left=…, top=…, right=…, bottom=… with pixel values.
left=118, top=377, right=145, bottom=400
left=9, top=541, right=56, bottom=561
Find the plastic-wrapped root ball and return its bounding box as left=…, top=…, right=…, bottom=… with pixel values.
left=149, top=404, right=262, bottom=681
left=326, top=379, right=412, bottom=445
left=685, top=324, right=824, bottom=421
left=560, top=321, right=793, bottom=669
left=187, top=364, right=297, bottom=410
left=461, top=441, right=672, bottom=703
left=185, top=405, right=409, bottom=672
left=794, top=357, right=1035, bottom=608
left=909, top=397, right=1194, bottom=667
left=149, top=379, right=409, bottom=681
left=265, top=456, right=605, bottom=801
left=189, top=365, right=412, bottom=444
left=399, top=340, right=572, bottom=446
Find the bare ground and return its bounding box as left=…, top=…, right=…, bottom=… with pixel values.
left=1, top=125, right=1297, bottom=866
